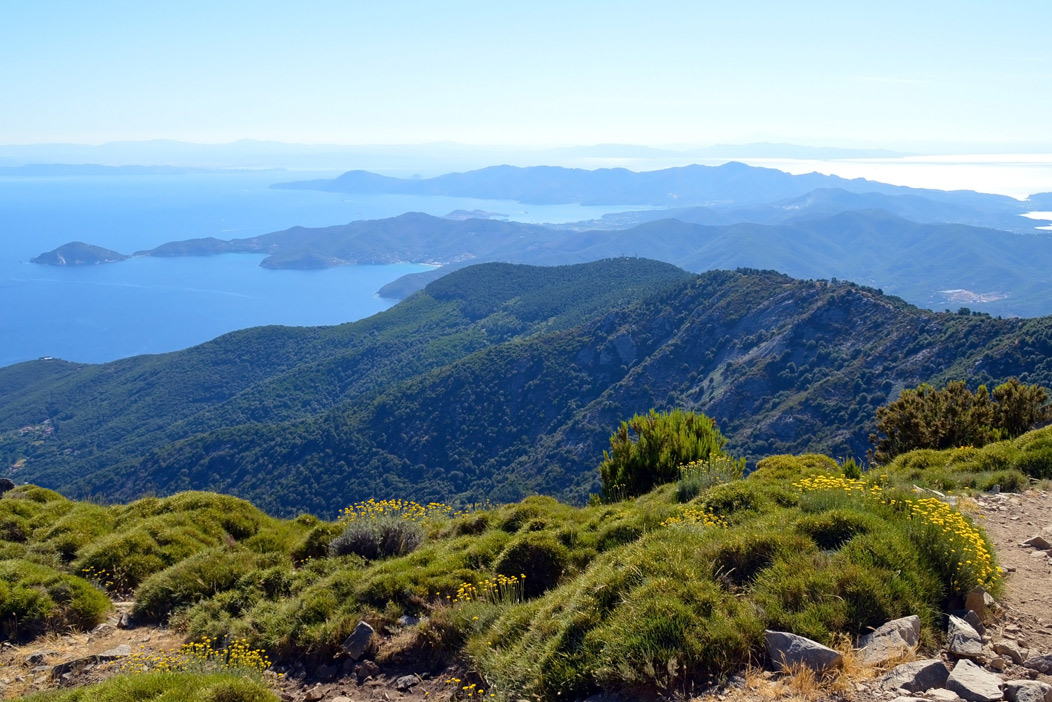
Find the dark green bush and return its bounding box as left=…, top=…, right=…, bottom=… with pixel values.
left=494, top=532, right=569, bottom=597
left=0, top=559, right=110, bottom=641
left=329, top=517, right=425, bottom=560
left=599, top=409, right=729, bottom=499
left=290, top=522, right=344, bottom=563
left=133, top=549, right=281, bottom=622
left=795, top=509, right=879, bottom=550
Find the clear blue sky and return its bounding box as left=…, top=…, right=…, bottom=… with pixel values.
left=1, top=0, right=1049, bottom=149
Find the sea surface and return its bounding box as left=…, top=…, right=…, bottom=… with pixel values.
left=0, top=171, right=644, bottom=368
left=5, top=158, right=1052, bottom=370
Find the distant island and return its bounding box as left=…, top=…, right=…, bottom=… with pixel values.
left=29, top=162, right=1052, bottom=316
left=31, top=242, right=129, bottom=266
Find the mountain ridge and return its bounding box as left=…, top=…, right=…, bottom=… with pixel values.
left=3, top=260, right=1051, bottom=516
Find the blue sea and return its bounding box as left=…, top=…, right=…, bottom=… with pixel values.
left=0, top=171, right=639, bottom=368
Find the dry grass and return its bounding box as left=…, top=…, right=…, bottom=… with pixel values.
left=0, top=611, right=186, bottom=700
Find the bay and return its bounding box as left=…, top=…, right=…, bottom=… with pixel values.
left=0, top=171, right=644, bottom=368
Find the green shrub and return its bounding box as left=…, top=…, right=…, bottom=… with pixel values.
left=749, top=454, right=838, bottom=482
left=329, top=517, right=425, bottom=560
left=290, top=522, right=344, bottom=563
left=795, top=509, right=879, bottom=550
left=0, top=559, right=110, bottom=641
left=494, top=533, right=569, bottom=597
left=133, top=549, right=282, bottom=622
left=676, top=455, right=746, bottom=502
left=18, top=671, right=279, bottom=701
left=701, top=481, right=768, bottom=519
left=599, top=409, right=730, bottom=499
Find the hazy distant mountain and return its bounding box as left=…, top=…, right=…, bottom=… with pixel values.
left=274, top=162, right=1021, bottom=210
left=0, top=164, right=214, bottom=176
left=0, top=140, right=908, bottom=171
left=53, top=208, right=1049, bottom=316
left=587, top=187, right=1039, bottom=233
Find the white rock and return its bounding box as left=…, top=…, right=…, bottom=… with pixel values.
left=859, top=615, right=921, bottom=666
left=764, top=630, right=843, bottom=672
left=945, top=659, right=1004, bottom=702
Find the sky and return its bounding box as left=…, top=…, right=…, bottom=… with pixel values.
left=1, top=1, right=1050, bottom=150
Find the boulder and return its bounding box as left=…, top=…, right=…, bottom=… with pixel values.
left=1005, top=680, right=1052, bottom=702
left=879, top=659, right=950, bottom=693
left=1024, top=654, right=1052, bottom=675
left=948, top=615, right=986, bottom=660
left=858, top=615, right=921, bottom=665
left=341, top=620, right=374, bottom=661
left=764, top=630, right=843, bottom=672
left=929, top=690, right=963, bottom=701
left=945, top=659, right=1004, bottom=702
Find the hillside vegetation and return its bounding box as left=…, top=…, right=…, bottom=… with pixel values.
left=6, top=424, right=1050, bottom=699
left=3, top=261, right=1052, bottom=516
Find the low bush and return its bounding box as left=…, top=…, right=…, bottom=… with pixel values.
left=329, top=517, right=425, bottom=560
left=494, top=533, right=569, bottom=598
left=0, top=559, right=110, bottom=641
left=19, top=671, right=278, bottom=702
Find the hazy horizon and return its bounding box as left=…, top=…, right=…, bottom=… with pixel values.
left=3, top=2, right=1050, bottom=150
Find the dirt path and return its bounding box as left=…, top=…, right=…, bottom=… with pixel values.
left=968, top=490, right=1052, bottom=659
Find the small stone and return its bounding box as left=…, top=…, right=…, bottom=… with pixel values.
left=395, top=675, right=419, bottom=691
left=1024, top=654, right=1052, bottom=674
left=397, top=614, right=422, bottom=627
left=98, top=645, right=131, bottom=661
left=26, top=652, right=50, bottom=665
left=341, top=620, right=375, bottom=661
left=332, top=697, right=353, bottom=702
left=966, top=588, right=997, bottom=621
left=945, top=659, right=1004, bottom=702
left=764, top=630, right=843, bottom=672
left=995, top=642, right=1027, bottom=665
left=355, top=659, right=380, bottom=682
left=304, top=687, right=324, bottom=702
left=880, top=659, right=950, bottom=693
left=929, top=690, right=963, bottom=701
left=988, top=657, right=1007, bottom=672
left=1004, top=679, right=1052, bottom=702
left=1030, top=551, right=1047, bottom=560
left=1022, top=535, right=1052, bottom=550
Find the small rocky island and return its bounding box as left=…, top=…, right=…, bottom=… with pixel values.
left=31, top=241, right=129, bottom=266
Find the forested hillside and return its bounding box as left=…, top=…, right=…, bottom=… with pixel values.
left=3, top=260, right=1052, bottom=516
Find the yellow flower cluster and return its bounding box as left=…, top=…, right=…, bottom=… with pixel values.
left=661, top=506, right=728, bottom=528
left=907, top=497, right=998, bottom=590
left=443, top=678, right=494, bottom=698
left=793, top=475, right=868, bottom=493
left=80, top=565, right=115, bottom=591
left=452, top=574, right=524, bottom=605
left=338, top=498, right=487, bottom=524
left=119, top=637, right=274, bottom=682
left=794, top=473, right=999, bottom=593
